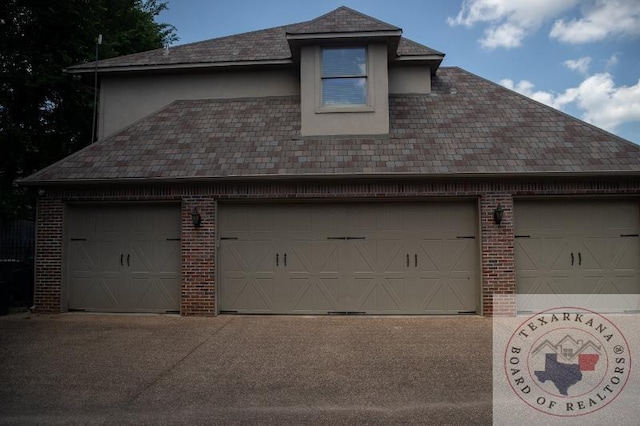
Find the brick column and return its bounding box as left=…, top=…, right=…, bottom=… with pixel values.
left=34, top=197, right=64, bottom=313
left=181, top=197, right=216, bottom=315
left=480, top=193, right=516, bottom=316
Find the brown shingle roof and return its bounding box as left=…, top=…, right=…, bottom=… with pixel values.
left=67, top=26, right=293, bottom=70
left=22, top=67, right=640, bottom=184
left=67, top=7, right=442, bottom=72
left=286, top=6, right=400, bottom=34
left=397, top=38, right=444, bottom=57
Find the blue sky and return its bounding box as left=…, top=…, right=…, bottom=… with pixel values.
left=159, top=0, right=640, bottom=145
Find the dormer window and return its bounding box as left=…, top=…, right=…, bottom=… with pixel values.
left=321, top=47, right=367, bottom=106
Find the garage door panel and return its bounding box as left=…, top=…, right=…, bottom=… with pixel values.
left=398, top=279, right=433, bottom=311
left=515, top=238, right=571, bottom=273
left=517, top=274, right=572, bottom=295
left=291, top=278, right=339, bottom=312
left=423, top=279, right=475, bottom=312
left=221, top=241, right=276, bottom=273
left=450, top=278, right=477, bottom=309
left=357, top=278, right=403, bottom=312
left=220, top=278, right=274, bottom=312
left=346, top=240, right=406, bottom=274
left=416, top=239, right=475, bottom=272
left=71, top=277, right=119, bottom=309
left=448, top=240, right=477, bottom=271
left=68, top=240, right=121, bottom=309
left=286, top=241, right=340, bottom=273
left=341, top=278, right=374, bottom=311
left=124, top=277, right=177, bottom=311
left=351, top=241, right=405, bottom=274
left=67, top=205, right=180, bottom=313
left=581, top=237, right=638, bottom=271
left=423, top=281, right=457, bottom=311
left=69, top=241, right=119, bottom=273
left=515, top=200, right=639, bottom=313
left=130, top=241, right=181, bottom=273
left=219, top=202, right=479, bottom=314
left=155, top=243, right=181, bottom=273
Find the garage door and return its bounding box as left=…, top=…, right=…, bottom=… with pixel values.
left=515, top=199, right=640, bottom=313
left=218, top=202, right=478, bottom=314
left=66, top=204, right=181, bottom=313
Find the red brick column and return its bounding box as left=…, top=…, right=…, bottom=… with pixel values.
left=34, top=198, right=64, bottom=313
left=480, top=193, right=516, bottom=316
left=181, top=197, right=216, bottom=315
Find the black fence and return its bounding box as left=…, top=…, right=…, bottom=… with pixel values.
left=1, top=219, right=35, bottom=312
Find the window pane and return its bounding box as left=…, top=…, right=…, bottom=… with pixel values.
left=322, top=48, right=366, bottom=77
left=322, top=78, right=367, bottom=105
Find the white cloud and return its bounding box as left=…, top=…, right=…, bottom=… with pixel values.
left=448, top=0, right=579, bottom=49
left=481, top=23, right=525, bottom=49
left=605, top=53, right=619, bottom=71
left=550, top=0, right=640, bottom=44
left=500, top=73, right=640, bottom=132
left=564, top=57, right=591, bottom=74
left=449, top=0, right=640, bottom=48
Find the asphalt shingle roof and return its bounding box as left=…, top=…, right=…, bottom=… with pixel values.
left=23, top=67, right=640, bottom=184
left=286, top=6, right=401, bottom=34
left=67, top=7, right=441, bottom=72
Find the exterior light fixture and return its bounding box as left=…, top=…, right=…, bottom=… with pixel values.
left=191, top=207, right=202, bottom=227
left=493, top=203, right=504, bottom=226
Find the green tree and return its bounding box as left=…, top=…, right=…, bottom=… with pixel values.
left=0, top=0, right=177, bottom=220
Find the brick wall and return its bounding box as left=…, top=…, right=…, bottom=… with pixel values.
left=34, top=198, right=64, bottom=314
left=33, top=177, right=640, bottom=317
left=181, top=197, right=216, bottom=315
left=480, top=194, right=516, bottom=316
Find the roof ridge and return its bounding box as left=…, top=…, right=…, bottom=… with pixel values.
left=287, top=6, right=401, bottom=34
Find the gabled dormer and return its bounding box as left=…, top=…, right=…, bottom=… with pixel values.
left=286, top=7, right=443, bottom=136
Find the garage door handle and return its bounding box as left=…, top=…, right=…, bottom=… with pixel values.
left=578, top=252, right=581, bottom=266
left=120, top=254, right=123, bottom=266
left=571, top=252, right=574, bottom=266
left=284, top=253, right=287, bottom=267
left=415, top=254, right=418, bottom=268
left=127, top=254, right=130, bottom=267
left=276, top=253, right=279, bottom=267
left=406, top=254, right=410, bottom=267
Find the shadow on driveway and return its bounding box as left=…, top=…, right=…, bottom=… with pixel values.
left=0, top=313, right=492, bottom=425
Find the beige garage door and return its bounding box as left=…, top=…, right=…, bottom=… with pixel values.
left=66, top=204, right=181, bottom=313
left=218, top=202, right=478, bottom=314
left=515, top=199, right=640, bottom=313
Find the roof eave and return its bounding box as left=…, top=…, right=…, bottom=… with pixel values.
left=394, top=54, right=445, bottom=74
left=65, top=58, right=294, bottom=75
left=286, top=30, right=402, bottom=61
left=20, top=170, right=640, bottom=187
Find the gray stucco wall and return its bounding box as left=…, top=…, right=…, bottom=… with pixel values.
left=99, top=68, right=300, bottom=138
left=97, top=54, right=432, bottom=138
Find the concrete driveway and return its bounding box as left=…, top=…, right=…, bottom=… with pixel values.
left=0, top=313, right=492, bottom=425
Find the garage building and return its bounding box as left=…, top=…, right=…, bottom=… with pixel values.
left=21, top=7, right=640, bottom=316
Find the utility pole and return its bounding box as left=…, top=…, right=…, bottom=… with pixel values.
left=91, top=34, right=102, bottom=143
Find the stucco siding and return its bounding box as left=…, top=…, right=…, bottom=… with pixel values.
left=99, top=68, right=299, bottom=138
left=300, top=44, right=389, bottom=136
left=389, top=65, right=431, bottom=94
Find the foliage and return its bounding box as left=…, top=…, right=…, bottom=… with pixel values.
left=0, top=0, right=177, bottom=220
